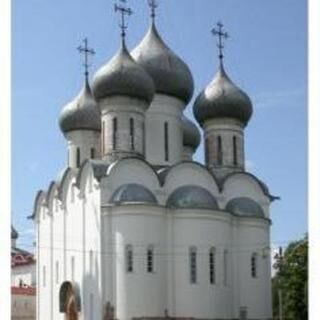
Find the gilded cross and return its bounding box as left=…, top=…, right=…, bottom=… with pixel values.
left=148, top=0, right=158, bottom=22
left=77, top=38, right=95, bottom=81
left=212, top=22, right=229, bottom=62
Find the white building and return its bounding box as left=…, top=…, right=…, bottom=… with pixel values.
left=31, top=3, right=276, bottom=320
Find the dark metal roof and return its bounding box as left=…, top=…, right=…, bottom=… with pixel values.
left=92, top=44, right=155, bottom=103
left=132, top=22, right=194, bottom=104
left=182, top=115, right=201, bottom=149
left=193, top=63, right=252, bottom=126
left=59, top=81, right=101, bottom=133
left=225, top=197, right=264, bottom=218
left=167, top=185, right=219, bottom=210
left=110, top=183, right=158, bottom=205
left=11, top=225, right=18, bottom=240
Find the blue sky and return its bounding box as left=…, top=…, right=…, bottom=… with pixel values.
left=12, top=0, right=307, bottom=252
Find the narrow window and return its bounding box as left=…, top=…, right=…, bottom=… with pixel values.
left=189, top=247, right=197, bottom=284
left=90, top=148, right=95, bottom=159
left=71, top=256, right=75, bottom=281
left=164, top=122, right=169, bottom=161
left=233, top=136, right=238, bottom=166
left=113, top=117, right=118, bottom=150
left=76, top=148, right=80, bottom=168
left=42, top=266, right=46, bottom=287
left=126, top=245, right=133, bottom=273
left=209, top=247, right=216, bottom=284
left=130, top=118, right=135, bottom=151
left=205, top=137, right=209, bottom=164
left=102, top=121, right=105, bottom=155
left=147, top=245, right=154, bottom=273
left=19, top=278, right=23, bottom=287
left=55, top=261, right=59, bottom=284
left=251, top=253, right=257, bottom=278
left=223, top=250, right=228, bottom=286
left=89, top=250, right=93, bottom=275
left=217, top=136, right=223, bottom=165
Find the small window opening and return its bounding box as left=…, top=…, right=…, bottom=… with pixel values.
left=217, top=136, right=223, bottom=165
left=251, top=253, right=257, bottom=278
left=189, top=247, right=197, bottom=284
left=147, top=245, right=154, bottom=273
left=113, top=118, right=118, bottom=150
left=90, top=148, right=95, bottom=159
left=126, top=245, right=133, bottom=273
left=76, top=148, right=80, bottom=168
left=164, top=122, right=169, bottom=161
left=130, top=118, right=135, bottom=151
left=233, top=136, right=238, bottom=166
left=209, top=247, right=216, bottom=284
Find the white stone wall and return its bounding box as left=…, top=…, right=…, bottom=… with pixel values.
left=145, top=94, right=185, bottom=167
left=66, top=130, right=101, bottom=168
left=203, top=118, right=245, bottom=179
left=99, top=96, right=149, bottom=162
left=12, top=292, right=36, bottom=320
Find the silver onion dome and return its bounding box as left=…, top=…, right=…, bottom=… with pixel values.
left=131, top=22, right=194, bottom=104
left=92, top=44, right=155, bottom=103
left=59, top=80, right=101, bottom=134
left=182, top=115, right=201, bottom=150
left=193, top=63, right=253, bottom=127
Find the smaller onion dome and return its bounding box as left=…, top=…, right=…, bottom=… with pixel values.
left=182, top=115, right=201, bottom=150
left=11, top=225, right=18, bottom=240
left=59, top=80, right=101, bottom=134
left=167, top=185, right=219, bottom=210
left=193, top=63, right=253, bottom=126
left=225, top=197, right=264, bottom=218
left=92, top=44, right=155, bottom=103
left=131, top=22, right=194, bottom=104
left=110, top=183, right=158, bottom=205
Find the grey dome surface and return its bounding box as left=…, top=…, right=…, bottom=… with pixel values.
left=131, top=23, right=194, bottom=104
left=11, top=225, right=18, bottom=240
left=110, top=183, right=157, bottom=205
left=182, top=115, right=201, bottom=150
left=193, top=63, right=253, bottom=126
left=92, top=44, right=155, bottom=103
left=59, top=81, right=101, bottom=133
left=225, top=197, right=264, bottom=218
left=167, top=185, right=219, bottom=210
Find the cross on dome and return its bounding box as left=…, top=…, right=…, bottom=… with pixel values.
left=114, top=0, right=133, bottom=44
left=148, top=0, right=158, bottom=23
left=212, top=21, right=229, bottom=63
left=77, top=38, right=95, bottom=81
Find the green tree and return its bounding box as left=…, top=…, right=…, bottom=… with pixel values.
left=272, top=235, right=308, bottom=320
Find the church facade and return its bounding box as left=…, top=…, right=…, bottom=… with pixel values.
left=32, top=2, right=275, bottom=320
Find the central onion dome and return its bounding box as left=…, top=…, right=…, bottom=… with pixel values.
left=59, top=80, right=101, bottom=133
left=193, top=63, right=253, bottom=127
left=92, top=43, right=155, bottom=103
left=131, top=22, right=194, bottom=104
left=182, top=115, right=201, bottom=150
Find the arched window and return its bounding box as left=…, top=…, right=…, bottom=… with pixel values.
left=251, top=253, right=258, bottom=278
left=217, top=136, right=223, bottom=165
left=130, top=118, right=135, bottom=151
left=223, top=249, right=228, bottom=286
left=56, top=261, right=59, bottom=284
left=164, top=122, right=169, bottom=161
left=147, top=245, right=154, bottom=273
left=76, top=148, right=80, bottom=168
left=233, top=136, right=238, bottom=166
left=112, top=118, right=118, bottom=150
left=126, top=245, right=133, bottom=273
left=90, top=148, right=95, bottom=159
left=71, top=256, right=75, bottom=281
left=189, top=247, right=197, bottom=284
left=42, top=265, right=46, bottom=287
left=209, top=247, right=216, bottom=284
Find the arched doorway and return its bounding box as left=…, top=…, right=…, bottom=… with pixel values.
left=59, top=281, right=81, bottom=320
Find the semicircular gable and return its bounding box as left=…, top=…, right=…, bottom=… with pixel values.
left=58, top=168, right=77, bottom=205
left=106, top=157, right=161, bottom=191
left=30, top=190, right=47, bottom=220
left=222, top=172, right=272, bottom=204
left=46, top=181, right=59, bottom=212
left=162, top=161, right=219, bottom=195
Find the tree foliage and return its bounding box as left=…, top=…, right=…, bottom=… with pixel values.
left=272, top=235, right=308, bottom=320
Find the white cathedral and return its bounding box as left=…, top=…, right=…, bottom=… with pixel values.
left=31, top=2, right=276, bottom=320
